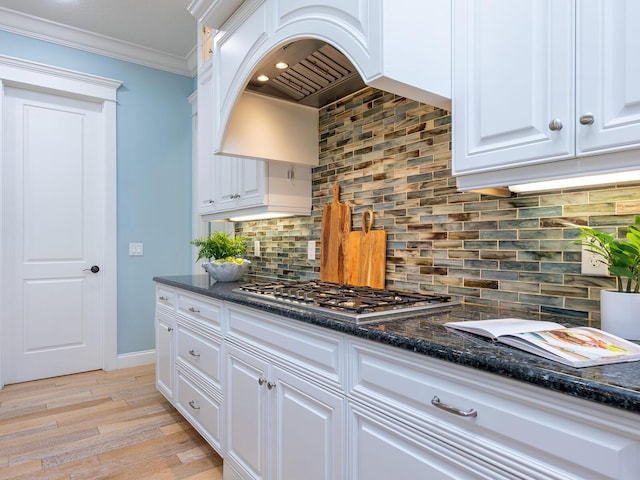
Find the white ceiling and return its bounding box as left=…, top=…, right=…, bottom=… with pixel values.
left=0, top=0, right=198, bottom=76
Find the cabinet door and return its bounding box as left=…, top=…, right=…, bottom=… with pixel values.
left=225, top=343, right=270, bottom=480
left=452, top=0, right=574, bottom=175
left=270, top=366, right=344, bottom=480
left=237, top=158, right=265, bottom=208
left=577, top=0, right=640, bottom=155
left=155, top=313, right=174, bottom=402
left=212, top=157, right=266, bottom=212
left=212, top=155, right=238, bottom=211
left=197, top=65, right=216, bottom=215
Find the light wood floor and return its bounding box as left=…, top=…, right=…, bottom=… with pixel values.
left=0, top=364, right=223, bottom=480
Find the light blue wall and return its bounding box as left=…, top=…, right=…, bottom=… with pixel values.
left=0, top=31, right=194, bottom=354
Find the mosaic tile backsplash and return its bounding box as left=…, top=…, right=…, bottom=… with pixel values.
left=235, top=87, right=640, bottom=320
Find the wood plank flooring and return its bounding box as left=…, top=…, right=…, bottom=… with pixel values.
left=0, top=364, right=223, bottom=479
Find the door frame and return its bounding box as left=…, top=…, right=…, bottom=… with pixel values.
left=0, top=55, right=121, bottom=388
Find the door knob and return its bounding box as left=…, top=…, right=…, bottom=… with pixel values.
left=83, top=265, right=100, bottom=273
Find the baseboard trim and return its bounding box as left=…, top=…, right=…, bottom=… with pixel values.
left=114, top=349, right=155, bottom=370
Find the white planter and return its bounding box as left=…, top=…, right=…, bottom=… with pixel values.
left=600, top=290, right=640, bottom=341
left=202, top=260, right=251, bottom=282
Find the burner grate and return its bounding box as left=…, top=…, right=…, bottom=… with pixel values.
left=235, top=280, right=454, bottom=322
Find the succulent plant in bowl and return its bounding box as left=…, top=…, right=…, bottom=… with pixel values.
left=190, top=231, right=251, bottom=281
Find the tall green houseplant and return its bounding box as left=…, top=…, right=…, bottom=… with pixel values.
left=579, top=215, right=640, bottom=293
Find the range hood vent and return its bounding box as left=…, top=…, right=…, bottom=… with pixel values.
left=246, top=39, right=366, bottom=108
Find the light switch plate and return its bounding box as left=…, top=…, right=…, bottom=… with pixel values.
left=129, top=243, right=143, bottom=256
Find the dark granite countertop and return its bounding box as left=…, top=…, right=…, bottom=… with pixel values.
left=154, top=274, right=640, bottom=415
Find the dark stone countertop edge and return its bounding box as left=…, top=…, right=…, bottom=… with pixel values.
left=154, top=275, right=640, bottom=415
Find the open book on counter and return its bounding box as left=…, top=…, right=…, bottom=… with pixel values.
left=444, top=318, right=640, bottom=368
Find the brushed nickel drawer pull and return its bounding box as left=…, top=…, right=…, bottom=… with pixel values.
left=167, top=326, right=173, bottom=332
left=267, top=382, right=276, bottom=390
left=188, top=349, right=200, bottom=357
left=188, top=400, right=200, bottom=410
left=159, top=296, right=169, bottom=301
left=258, top=377, right=266, bottom=386
left=188, top=307, right=200, bottom=313
left=431, top=396, right=477, bottom=418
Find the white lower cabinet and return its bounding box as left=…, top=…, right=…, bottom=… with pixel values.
left=224, top=343, right=270, bottom=479
left=176, top=366, right=223, bottom=452
left=349, top=402, right=497, bottom=480
left=154, top=285, right=224, bottom=455
left=224, top=304, right=345, bottom=480
left=348, top=338, right=640, bottom=480
left=156, top=284, right=640, bottom=480
left=155, top=312, right=174, bottom=402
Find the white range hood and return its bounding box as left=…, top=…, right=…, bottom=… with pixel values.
left=190, top=0, right=452, bottom=167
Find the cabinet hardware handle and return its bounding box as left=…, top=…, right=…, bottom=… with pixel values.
left=258, top=377, right=266, bottom=386
left=267, top=382, right=276, bottom=390
left=189, top=349, right=200, bottom=357
left=431, top=396, right=477, bottom=418
left=188, top=400, right=200, bottom=410
left=548, top=119, right=563, bottom=131
left=579, top=113, right=595, bottom=125
left=167, top=326, right=173, bottom=332
left=204, top=199, right=214, bottom=204
left=159, top=296, right=168, bottom=301
left=188, top=307, right=200, bottom=313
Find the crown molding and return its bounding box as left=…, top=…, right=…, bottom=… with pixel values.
left=0, top=7, right=196, bottom=77
left=188, top=0, right=244, bottom=29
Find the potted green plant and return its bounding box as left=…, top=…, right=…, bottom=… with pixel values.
left=190, top=231, right=251, bottom=282
left=578, top=215, right=640, bottom=340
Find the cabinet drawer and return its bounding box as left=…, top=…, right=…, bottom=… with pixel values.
left=176, top=370, right=222, bottom=453
left=350, top=339, right=640, bottom=480
left=178, top=293, right=222, bottom=328
left=156, top=286, right=176, bottom=310
left=176, top=324, right=222, bottom=388
left=226, top=304, right=344, bottom=391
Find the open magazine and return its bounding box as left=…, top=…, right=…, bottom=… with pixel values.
left=444, top=318, right=640, bottom=368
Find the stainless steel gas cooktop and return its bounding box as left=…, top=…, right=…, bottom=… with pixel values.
left=234, top=280, right=456, bottom=324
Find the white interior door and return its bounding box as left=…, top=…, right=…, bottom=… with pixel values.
left=2, top=86, right=104, bottom=384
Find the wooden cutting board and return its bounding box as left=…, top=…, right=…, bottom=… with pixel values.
left=320, top=185, right=351, bottom=284
left=346, top=210, right=386, bottom=288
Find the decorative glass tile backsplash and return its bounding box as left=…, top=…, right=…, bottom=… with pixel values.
left=235, top=87, right=639, bottom=320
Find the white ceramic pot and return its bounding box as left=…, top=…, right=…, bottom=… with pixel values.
left=600, top=290, right=640, bottom=341
left=202, top=259, right=251, bottom=282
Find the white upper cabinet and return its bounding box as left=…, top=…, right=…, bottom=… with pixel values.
left=577, top=1, right=640, bottom=155
left=196, top=62, right=216, bottom=215
left=201, top=158, right=312, bottom=220
left=211, top=156, right=265, bottom=212
left=452, top=1, right=574, bottom=175
left=453, top=0, right=640, bottom=191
